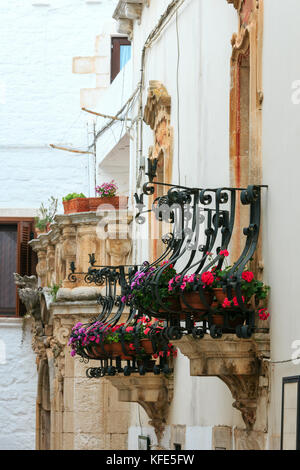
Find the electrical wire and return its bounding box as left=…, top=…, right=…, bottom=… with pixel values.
left=263, top=356, right=300, bottom=365
left=176, top=9, right=181, bottom=186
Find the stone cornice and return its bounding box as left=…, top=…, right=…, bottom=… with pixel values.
left=113, top=1, right=149, bottom=36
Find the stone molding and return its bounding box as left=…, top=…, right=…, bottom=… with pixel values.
left=113, top=1, right=149, bottom=36
left=172, top=334, right=270, bottom=432
left=107, top=374, right=173, bottom=446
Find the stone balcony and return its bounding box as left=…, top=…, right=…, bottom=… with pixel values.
left=172, top=333, right=270, bottom=448
left=19, top=209, right=134, bottom=450
left=29, top=210, right=133, bottom=289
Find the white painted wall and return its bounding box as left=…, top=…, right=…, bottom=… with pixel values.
left=0, top=0, right=118, bottom=450
left=110, top=0, right=241, bottom=449
left=0, top=319, right=37, bottom=450
left=262, top=0, right=300, bottom=450
left=0, top=0, right=118, bottom=209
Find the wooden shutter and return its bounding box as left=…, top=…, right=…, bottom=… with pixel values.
left=0, top=225, right=18, bottom=315
left=111, top=37, right=131, bottom=83
left=18, top=220, right=36, bottom=316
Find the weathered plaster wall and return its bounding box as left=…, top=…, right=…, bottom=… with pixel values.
left=262, top=0, right=300, bottom=450
left=0, top=0, right=118, bottom=450
left=0, top=319, right=37, bottom=450
left=120, top=0, right=242, bottom=449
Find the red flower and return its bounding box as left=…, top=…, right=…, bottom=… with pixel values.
left=222, top=298, right=231, bottom=308
left=129, top=343, right=135, bottom=351
left=144, top=328, right=150, bottom=336
left=201, top=271, right=214, bottom=286
left=219, top=250, right=229, bottom=257
left=232, top=296, right=245, bottom=306
left=126, top=326, right=134, bottom=332
left=259, top=308, right=270, bottom=321
left=242, top=271, right=254, bottom=283
left=153, top=353, right=158, bottom=359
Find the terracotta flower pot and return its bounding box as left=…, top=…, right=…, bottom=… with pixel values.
left=212, top=314, right=225, bottom=326
left=35, top=228, right=46, bottom=238
left=139, top=339, right=155, bottom=355
left=83, top=343, right=109, bottom=359
left=110, top=342, right=133, bottom=360
left=211, top=313, right=245, bottom=332
left=158, top=297, right=181, bottom=313
left=180, top=291, right=213, bottom=312
left=63, top=198, right=89, bottom=214
left=88, top=196, right=128, bottom=212
left=214, top=288, right=236, bottom=305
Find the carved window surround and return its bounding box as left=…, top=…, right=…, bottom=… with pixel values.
left=143, top=81, right=173, bottom=260
left=227, top=0, right=264, bottom=271
left=172, top=334, right=270, bottom=433
left=107, top=374, right=173, bottom=447
left=113, top=1, right=149, bottom=37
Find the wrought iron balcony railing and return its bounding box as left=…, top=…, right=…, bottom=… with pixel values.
left=68, top=171, right=268, bottom=378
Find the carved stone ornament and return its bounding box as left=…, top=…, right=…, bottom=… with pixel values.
left=107, top=374, right=173, bottom=446
left=172, top=334, right=270, bottom=431
left=144, top=81, right=171, bottom=131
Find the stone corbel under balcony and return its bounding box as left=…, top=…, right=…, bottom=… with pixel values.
left=113, top=1, right=148, bottom=36
left=107, top=374, right=173, bottom=445
left=172, top=334, right=270, bottom=431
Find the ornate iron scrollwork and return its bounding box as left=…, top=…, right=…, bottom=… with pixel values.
left=68, top=180, right=267, bottom=377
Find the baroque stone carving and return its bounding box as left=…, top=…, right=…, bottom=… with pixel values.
left=172, top=334, right=270, bottom=431
left=107, top=375, right=173, bottom=447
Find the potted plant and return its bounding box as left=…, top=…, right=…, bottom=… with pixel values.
left=89, top=180, right=128, bottom=211
left=35, top=196, right=58, bottom=237
left=62, top=193, right=88, bottom=214
left=168, top=271, right=214, bottom=314
left=124, top=261, right=181, bottom=316
left=68, top=316, right=177, bottom=361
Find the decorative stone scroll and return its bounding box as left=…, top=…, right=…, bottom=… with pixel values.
left=107, top=374, right=173, bottom=447
left=172, top=334, right=270, bottom=436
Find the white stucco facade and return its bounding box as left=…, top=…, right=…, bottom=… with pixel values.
left=0, top=0, right=118, bottom=450
left=0, top=319, right=36, bottom=450
left=2, top=0, right=300, bottom=451
left=93, top=0, right=300, bottom=450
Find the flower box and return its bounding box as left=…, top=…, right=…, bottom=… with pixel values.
left=88, top=195, right=128, bottom=211
left=63, top=197, right=89, bottom=214
left=62, top=196, right=128, bottom=214
left=180, top=291, right=213, bottom=312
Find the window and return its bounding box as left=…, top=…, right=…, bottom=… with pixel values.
left=281, top=376, right=300, bottom=450
left=0, top=219, right=36, bottom=317
left=111, top=37, right=131, bottom=83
